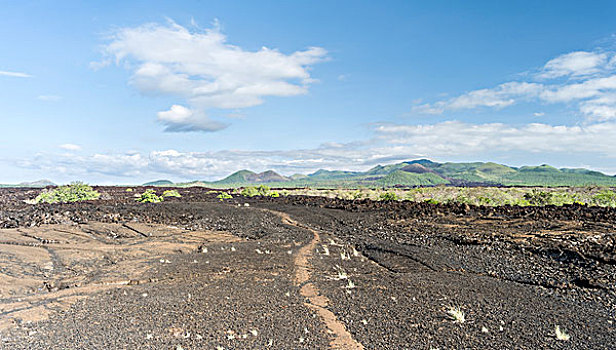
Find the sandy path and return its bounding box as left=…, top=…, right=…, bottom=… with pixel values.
left=272, top=210, right=365, bottom=350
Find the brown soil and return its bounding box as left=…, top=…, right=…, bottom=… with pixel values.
left=0, top=222, right=239, bottom=331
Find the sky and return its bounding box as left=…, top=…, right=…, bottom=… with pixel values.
left=1, top=0, right=616, bottom=184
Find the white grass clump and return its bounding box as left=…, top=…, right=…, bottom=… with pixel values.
left=321, top=245, right=330, bottom=256
left=447, top=306, right=466, bottom=323
left=333, top=265, right=348, bottom=280
left=555, top=325, right=570, bottom=341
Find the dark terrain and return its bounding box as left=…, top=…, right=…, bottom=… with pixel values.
left=0, top=187, right=615, bottom=349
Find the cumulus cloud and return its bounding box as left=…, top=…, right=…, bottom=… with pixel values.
left=157, top=104, right=228, bottom=132
left=98, top=20, right=327, bottom=132
left=58, top=144, right=81, bottom=151
left=414, top=82, right=543, bottom=114
left=0, top=70, right=32, bottom=78
left=538, top=51, right=608, bottom=79
left=16, top=119, right=616, bottom=182
left=414, top=49, right=616, bottom=121
left=375, top=121, right=616, bottom=156
left=38, top=95, right=62, bottom=101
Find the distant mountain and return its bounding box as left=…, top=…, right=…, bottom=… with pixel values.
left=214, top=170, right=291, bottom=185
left=169, top=159, right=616, bottom=188
left=0, top=179, right=56, bottom=188
left=19, top=179, right=56, bottom=187
left=143, top=180, right=174, bottom=186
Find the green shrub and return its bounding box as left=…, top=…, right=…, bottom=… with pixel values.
left=524, top=190, right=553, bottom=206
left=350, top=190, right=363, bottom=200
left=162, top=189, right=182, bottom=198
left=217, top=192, right=233, bottom=201
left=136, top=189, right=164, bottom=203
left=125, top=188, right=133, bottom=192
left=476, top=195, right=496, bottom=206
left=424, top=198, right=439, bottom=204
left=34, top=182, right=100, bottom=204
left=379, top=192, right=399, bottom=201
left=240, top=185, right=273, bottom=197
left=240, top=186, right=260, bottom=197
left=269, top=191, right=280, bottom=198
left=256, top=185, right=271, bottom=196
left=592, top=189, right=616, bottom=207
left=549, top=192, right=579, bottom=206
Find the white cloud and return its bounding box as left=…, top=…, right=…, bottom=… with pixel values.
left=413, top=49, right=616, bottom=121
left=157, top=104, right=228, bottom=132
left=0, top=70, right=32, bottom=78
left=413, top=82, right=543, bottom=114
left=538, top=51, right=608, bottom=79
left=58, top=144, right=81, bottom=151
left=533, top=112, right=545, bottom=117
left=579, top=93, right=616, bottom=120
left=16, top=119, right=616, bottom=181
left=99, top=20, right=327, bottom=132
left=375, top=121, right=616, bottom=156
left=38, top=95, right=62, bottom=101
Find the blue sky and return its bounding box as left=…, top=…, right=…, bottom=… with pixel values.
left=1, top=0, right=616, bottom=184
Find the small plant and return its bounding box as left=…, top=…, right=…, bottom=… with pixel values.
left=425, top=198, right=439, bottom=205
left=592, top=189, right=616, bottom=207
left=321, top=245, right=330, bottom=256
left=446, top=306, right=466, bottom=323
left=555, top=325, right=570, bottom=341
left=240, top=186, right=260, bottom=197
left=240, top=185, right=274, bottom=197
left=217, top=192, right=232, bottom=201
left=524, top=189, right=553, bottom=206
left=125, top=188, right=133, bottom=192
left=34, top=182, right=100, bottom=204
left=256, top=185, right=271, bottom=196
left=162, top=189, right=182, bottom=198
left=379, top=191, right=399, bottom=201
left=333, top=265, right=348, bottom=280
left=136, top=189, right=164, bottom=203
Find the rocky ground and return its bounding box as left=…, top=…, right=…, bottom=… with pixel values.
left=0, top=187, right=614, bottom=349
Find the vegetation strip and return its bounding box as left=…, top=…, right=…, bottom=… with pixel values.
left=272, top=210, right=365, bottom=350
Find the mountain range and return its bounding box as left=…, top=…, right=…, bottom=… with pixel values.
left=165, top=159, right=616, bottom=188
left=0, top=180, right=56, bottom=188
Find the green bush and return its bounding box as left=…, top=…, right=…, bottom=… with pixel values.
left=240, top=186, right=260, bottom=197
left=256, top=185, right=271, bottom=196
left=424, top=198, right=439, bottom=204
left=136, top=189, right=164, bottom=203
left=34, top=182, right=100, bottom=204
left=523, top=190, right=553, bottom=206
left=217, top=192, right=233, bottom=201
left=379, top=192, right=399, bottom=201
left=162, top=189, right=182, bottom=198
left=592, top=189, right=616, bottom=207
left=240, top=185, right=272, bottom=197
left=269, top=191, right=280, bottom=198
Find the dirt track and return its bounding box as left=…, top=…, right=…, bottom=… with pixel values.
left=0, top=187, right=615, bottom=349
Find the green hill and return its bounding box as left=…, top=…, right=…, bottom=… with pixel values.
left=140, top=159, right=616, bottom=188
left=376, top=170, right=449, bottom=186
left=143, top=180, right=174, bottom=186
